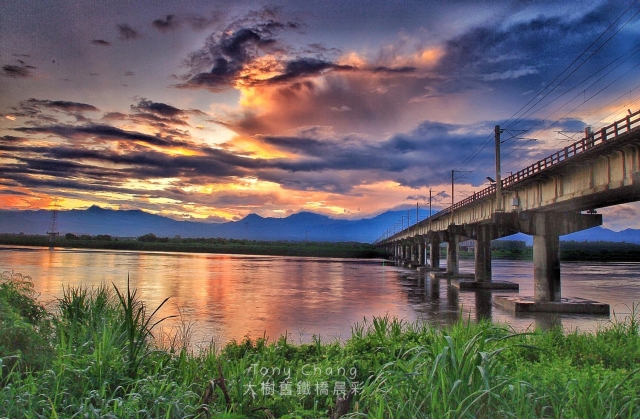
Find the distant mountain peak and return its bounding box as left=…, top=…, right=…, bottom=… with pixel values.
left=86, top=205, right=107, bottom=212
left=240, top=213, right=264, bottom=221
left=289, top=211, right=330, bottom=220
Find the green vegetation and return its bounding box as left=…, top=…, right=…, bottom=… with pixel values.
left=560, top=240, right=640, bottom=261
left=459, top=240, right=533, bottom=260
left=0, top=233, right=388, bottom=258
left=2, top=270, right=640, bottom=418
left=459, top=239, right=640, bottom=261
left=4, top=234, right=640, bottom=261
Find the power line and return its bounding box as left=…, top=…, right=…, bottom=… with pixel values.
left=504, top=0, right=640, bottom=130
left=449, top=1, right=640, bottom=186
left=477, top=6, right=640, bottom=178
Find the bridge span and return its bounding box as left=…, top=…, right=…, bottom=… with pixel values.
left=376, top=110, right=640, bottom=313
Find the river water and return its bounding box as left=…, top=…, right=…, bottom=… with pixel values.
left=1, top=246, right=639, bottom=347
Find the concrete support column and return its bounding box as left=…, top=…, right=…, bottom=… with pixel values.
left=533, top=231, right=561, bottom=301
left=410, top=243, right=415, bottom=261
left=429, top=236, right=440, bottom=269
left=474, top=225, right=492, bottom=282
left=418, top=241, right=425, bottom=266
left=447, top=234, right=459, bottom=275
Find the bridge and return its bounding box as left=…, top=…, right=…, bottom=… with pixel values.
left=376, top=110, right=640, bottom=313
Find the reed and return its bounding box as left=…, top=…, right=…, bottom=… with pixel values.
left=113, top=275, right=175, bottom=379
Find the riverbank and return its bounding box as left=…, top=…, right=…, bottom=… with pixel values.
left=2, top=271, right=639, bottom=418
left=4, top=233, right=640, bottom=262
left=0, top=233, right=387, bottom=259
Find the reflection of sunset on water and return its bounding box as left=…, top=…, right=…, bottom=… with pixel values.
left=2, top=247, right=640, bottom=346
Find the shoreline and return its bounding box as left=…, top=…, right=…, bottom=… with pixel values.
left=4, top=234, right=640, bottom=261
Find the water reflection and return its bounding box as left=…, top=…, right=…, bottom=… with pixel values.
left=1, top=246, right=638, bottom=345
left=474, top=290, right=493, bottom=321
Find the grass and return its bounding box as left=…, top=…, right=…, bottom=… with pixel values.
left=1, top=271, right=640, bottom=418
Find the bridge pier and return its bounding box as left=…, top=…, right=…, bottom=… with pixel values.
left=533, top=230, right=561, bottom=301
left=429, top=234, right=440, bottom=269
left=495, top=212, right=609, bottom=314
left=474, top=224, right=492, bottom=282
left=453, top=223, right=518, bottom=290
left=446, top=233, right=459, bottom=275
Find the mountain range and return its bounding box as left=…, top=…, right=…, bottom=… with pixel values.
left=1, top=205, right=639, bottom=244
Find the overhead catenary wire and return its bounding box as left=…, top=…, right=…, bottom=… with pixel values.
left=447, top=1, right=640, bottom=188
left=503, top=59, right=640, bottom=171
left=467, top=3, right=640, bottom=180
left=503, top=0, right=640, bottom=131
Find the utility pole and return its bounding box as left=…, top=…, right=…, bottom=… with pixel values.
left=495, top=125, right=504, bottom=212
left=451, top=169, right=455, bottom=225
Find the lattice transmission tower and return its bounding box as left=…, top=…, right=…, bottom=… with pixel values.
left=47, top=197, right=60, bottom=248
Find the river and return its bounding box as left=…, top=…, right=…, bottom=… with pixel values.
left=1, top=246, right=639, bottom=348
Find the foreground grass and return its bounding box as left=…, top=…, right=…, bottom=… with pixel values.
left=1, top=270, right=640, bottom=418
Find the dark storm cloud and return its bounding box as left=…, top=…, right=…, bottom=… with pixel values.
left=118, top=24, right=140, bottom=40
left=261, top=58, right=355, bottom=85
left=2, top=64, right=35, bottom=78
left=2, top=129, right=267, bottom=179
left=1, top=144, right=247, bottom=196
left=0, top=135, right=26, bottom=143
left=13, top=156, right=95, bottom=176
left=152, top=14, right=179, bottom=32
left=0, top=189, right=31, bottom=196
left=434, top=1, right=633, bottom=94
left=371, top=66, right=417, bottom=74
left=22, top=99, right=99, bottom=113
left=14, top=123, right=182, bottom=148
left=3, top=172, right=152, bottom=197
left=91, top=39, right=111, bottom=46
left=9, top=99, right=99, bottom=126
left=178, top=8, right=309, bottom=90
left=177, top=7, right=436, bottom=93
left=256, top=118, right=554, bottom=190
left=131, top=99, right=184, bottom=117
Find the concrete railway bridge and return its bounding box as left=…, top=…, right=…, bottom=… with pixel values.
left=375, top=110, right=640, bottom=313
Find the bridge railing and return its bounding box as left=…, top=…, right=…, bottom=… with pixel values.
left=377, top=110, right=640, bottom=243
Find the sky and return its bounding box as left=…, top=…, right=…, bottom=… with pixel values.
left=2, top=0, right=640, bottom=230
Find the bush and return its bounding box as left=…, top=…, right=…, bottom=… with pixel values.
left=0, top=271, right=53, bottom=373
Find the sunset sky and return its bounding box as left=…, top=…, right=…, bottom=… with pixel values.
left=2, top=0, right=640, bottom=230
